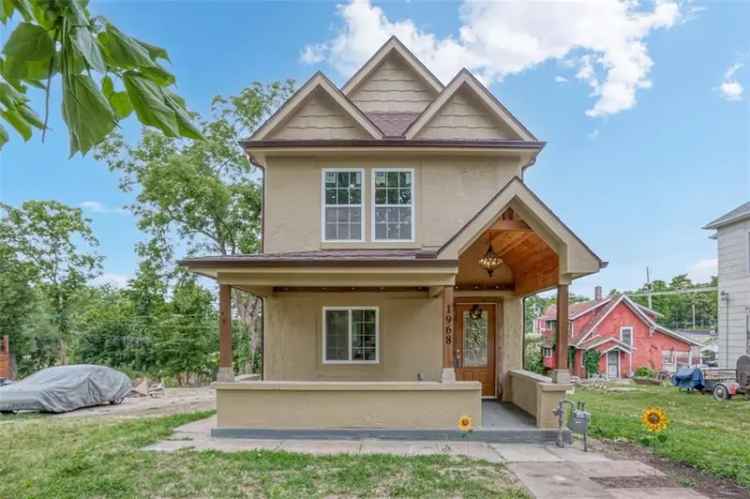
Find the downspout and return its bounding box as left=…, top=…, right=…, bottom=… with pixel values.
left=247, top=151, right=266, bottom=378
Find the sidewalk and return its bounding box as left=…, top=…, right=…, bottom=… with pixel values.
left=145, top=416, right=707, bottom=499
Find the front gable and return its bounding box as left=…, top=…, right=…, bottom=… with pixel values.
left=406, top=70, right=536, bottom=142
left=250, top=73, right=383, bottom=141
left=268, top=87, right=373, bottom=141
left=348, top=52, right=440, bottom=114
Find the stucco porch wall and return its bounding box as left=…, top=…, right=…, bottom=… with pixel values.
left=215, top=381, right=482, bottom=429
left=264, top=292, right=444, bottom=382
left=507, top=369, right=571, bottom=429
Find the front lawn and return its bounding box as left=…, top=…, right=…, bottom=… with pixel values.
left=0, top=412, right=528, bottom=498
left=571, top=384, right=750, bottom=488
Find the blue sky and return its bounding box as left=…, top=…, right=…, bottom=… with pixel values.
left=1, top=0, right=748, bottom=297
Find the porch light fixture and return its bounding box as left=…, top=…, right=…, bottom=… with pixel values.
left=478, top=239, right=503, bottom=277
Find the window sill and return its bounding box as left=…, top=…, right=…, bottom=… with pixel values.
left=320, top=242, right=420, bottom=250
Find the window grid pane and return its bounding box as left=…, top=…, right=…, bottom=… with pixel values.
left=325, top=308, right=377, bottom=362
left=374, top=170, right=413, bottom=240
left=325, top=310, right=350, bottom=361
left=324, top=170, right=362, bottom=240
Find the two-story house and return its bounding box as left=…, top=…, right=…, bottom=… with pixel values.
left=539, top=287, right=701, bottom=378
left=704, top=202, right=750, bottom=368
left=181, top=37, right=605, bottom=437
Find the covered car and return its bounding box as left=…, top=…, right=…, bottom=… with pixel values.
left=672, top=367, right=705, bottom=391
left=0, top=365, right=131, bottom=413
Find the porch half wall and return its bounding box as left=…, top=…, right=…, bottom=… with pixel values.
left=215, top=381, right=481, bottom=430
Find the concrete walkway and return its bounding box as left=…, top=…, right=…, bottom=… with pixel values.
left=145, top=416, right=707, bottom=499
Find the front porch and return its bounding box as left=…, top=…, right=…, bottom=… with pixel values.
left=180, top=180, right=603, bottom=436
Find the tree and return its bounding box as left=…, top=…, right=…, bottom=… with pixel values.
left=0, top=0, right=200, bottom=154
left=95, top=81, right=295, bottom=372
left=0, top=200, right=102, bottom=363
left=0, top=245, right=36, bottom=351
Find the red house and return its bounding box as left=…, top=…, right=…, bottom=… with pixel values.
left=539, top=288, right=702, bottom=378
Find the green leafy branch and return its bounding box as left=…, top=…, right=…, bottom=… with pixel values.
left=0, top=0, right=202, bottom=155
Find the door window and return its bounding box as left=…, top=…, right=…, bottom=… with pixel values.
left=462, top=309, right=488, bottom=367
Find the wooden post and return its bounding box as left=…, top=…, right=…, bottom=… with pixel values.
left=217, top=284, right=234, bottom=382
left=441, top=285, right=456, bottom=382
left=552, top=283, right=570, bottom=384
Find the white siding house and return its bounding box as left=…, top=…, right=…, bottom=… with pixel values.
left=704, top=202, right=750, bottom=368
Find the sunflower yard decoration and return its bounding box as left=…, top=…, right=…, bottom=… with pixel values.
left=641, top=407, right=669, bottom=433
left=457, top=415, right=473, bottom=433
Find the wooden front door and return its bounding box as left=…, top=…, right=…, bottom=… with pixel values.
left=454, top=303, right=496, bottom=397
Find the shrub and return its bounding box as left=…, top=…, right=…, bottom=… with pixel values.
left=635, top=366, right=655, bottom=378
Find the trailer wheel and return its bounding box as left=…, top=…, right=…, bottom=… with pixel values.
left=713, top=384, right=732, bottom=401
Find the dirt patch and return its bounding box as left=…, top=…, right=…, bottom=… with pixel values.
left=591, top=475, right=678, bottom=489
left=589, top=438, right=750, bottom=499
left=59, top=386, right=215, bottom=419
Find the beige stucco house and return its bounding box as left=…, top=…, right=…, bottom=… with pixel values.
left=181, top=37, right=605, bottom=438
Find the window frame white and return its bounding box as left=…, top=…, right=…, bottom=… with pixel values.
left=371, top=167, right=416, bottom=243
left=322, top=306, right=379, bottom=364
left=321, top=168, right=366, bottom=243
left=619, top=326, right=634, bottom=347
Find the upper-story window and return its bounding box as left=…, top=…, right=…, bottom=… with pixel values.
left=620, top=326, right=634, bottom=346
left=322, top=169, right=364, bottom=241
left=373, top=169, right=414, bottom=241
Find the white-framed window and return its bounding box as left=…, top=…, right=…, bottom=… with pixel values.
left=322, top=307, right=379, bottom=363
left=620, top=326, right=634, bottom=347
left=322, top=169, right=364, bottom=242
left=372, top=168, right=415, bottom=242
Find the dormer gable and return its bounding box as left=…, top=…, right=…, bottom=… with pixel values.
left=250, top=72, right=383, bottom=141
left=405, top=70, right=537, bottom=142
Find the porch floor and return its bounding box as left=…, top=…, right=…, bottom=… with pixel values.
left=481, top=400, right=537, bottom=430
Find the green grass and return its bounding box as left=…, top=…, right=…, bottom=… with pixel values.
left=0, top=412, right=528, bottom=498
left=571, top=384, right=750, bottom=487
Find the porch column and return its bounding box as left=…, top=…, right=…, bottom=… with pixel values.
left=217, top=284, right=234, bottom=382
left=552, top=283, right=570, bottom=384
left=441, top=285, right=456, bottom=383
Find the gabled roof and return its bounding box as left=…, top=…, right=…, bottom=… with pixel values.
left=572, top=294, right=703, bottom=347
left=579, top=336, right=633, bottom=354
left=404, top=69, right=537, bottom=142
left=342, top=36, right=444, bottom=96
left=249, top=72, right=384, bottom=141
left=438, top=176, right=604, bottom=278
left=703, top=201, right=750, bottom=230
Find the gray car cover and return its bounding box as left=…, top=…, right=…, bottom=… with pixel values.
left=0, top=365, right=131, bottom=413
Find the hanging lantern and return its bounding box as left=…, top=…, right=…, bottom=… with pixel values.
left=478, top=242, right=503, bottom=277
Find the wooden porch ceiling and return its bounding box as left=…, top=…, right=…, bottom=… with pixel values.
left=456, top=209, right=559, bottom=295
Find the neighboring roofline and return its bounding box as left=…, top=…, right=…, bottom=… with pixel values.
left=342, top=35, right=444, bottom=96
left=570, top=298, right=612, bottom=320
left=241, top=138, right=546, bottom=150
left=703, top=206, right=750, bottom=230
left=573, top=294, right=702, bottom=348
left=437, top=176, right=605, bottom=268
left=404, top=69, right=538, bottom=142
left=247, top=72, right=384, bottom=141
left=653, top=324, right=704, bottom=347
left=179, top=256, right=459, bottom=269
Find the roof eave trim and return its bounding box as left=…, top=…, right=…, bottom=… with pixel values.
left=179, top=258, right=459, bottom=269
left=241, top=139, right=546, bottom=150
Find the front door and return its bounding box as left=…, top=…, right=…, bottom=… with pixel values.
left=607, top=351, right=620, bottom=378
left=454, top=303, right=496, bottom=397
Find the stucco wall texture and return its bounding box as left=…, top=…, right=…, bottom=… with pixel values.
left=263, top=291, right=524, bottom=399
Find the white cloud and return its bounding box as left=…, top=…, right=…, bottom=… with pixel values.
left=718, top=63, right=744, bottom=101
left=301, top=0, right=685, bottom=117
left=91, top=272, right=132, bottom=289
left=687, top=258, right=717, bottom=283
left=79, top=201, right=127, bottom=215
left=554, top=75, right=568, bottom=83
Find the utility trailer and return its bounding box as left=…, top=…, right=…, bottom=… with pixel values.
left=703, top=355, right=750, bottom=401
